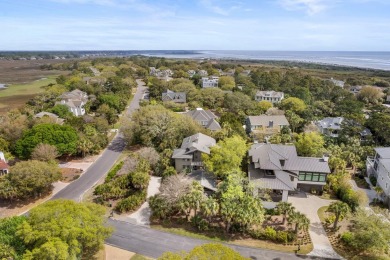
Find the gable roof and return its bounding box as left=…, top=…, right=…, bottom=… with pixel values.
left=247, top=115, right=289, bottom=126
left=162, top=89, right=186, bottom=102
left=185, top=108, right=221, bottom=131
left=206, top=119, right=222, bottom=131
left=172, top=133, right=216, bottom=159
left=316, top=117, right=343, bottom=130
left=249, top=143, right=330, bottom=173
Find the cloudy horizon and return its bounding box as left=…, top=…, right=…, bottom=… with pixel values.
left=1, top=0, right=390, bottom=51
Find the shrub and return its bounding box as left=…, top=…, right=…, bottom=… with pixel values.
left=265, top=208, right=278, bottom=216
left=370, top=175, right=377, bottom=186
left=341, top=232, right=354, bottom=245
left=105, top=161, right=124, bottom=182
left=286, top=231, right=297, bottom=242
left=276, top=231, right=288, bottom=243
left=325, top=215, right=336, bottom=226
left=114, top=190, right=146, bottom=213
left=263, top=226, right=277, bottom=241
left=191, top=215, right=209, bottom=231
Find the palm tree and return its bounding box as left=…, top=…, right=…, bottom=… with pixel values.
left=327, top=201, right=349, bottom=230
left=201, top=197, right=219, bottom=223
left=277, top=201, right=295, bottom=225
left=288, top=212, right=310, bottom=235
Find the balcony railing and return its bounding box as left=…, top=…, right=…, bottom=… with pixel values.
left=191, top=161, right=204, bottom=166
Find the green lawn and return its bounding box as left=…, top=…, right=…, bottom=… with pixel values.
left=0, top=76, right=57, bottom=98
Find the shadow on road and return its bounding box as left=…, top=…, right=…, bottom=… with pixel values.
left=107, top=136, right=126, bottom=152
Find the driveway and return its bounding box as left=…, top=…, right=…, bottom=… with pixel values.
left=116, top=176, right=161, bottom=225
left=288, top=193, right=343, bottom=259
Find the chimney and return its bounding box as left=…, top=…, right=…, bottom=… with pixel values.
left=196, top=108, right=203, bottom=111
left=280, top=159, right=285, bottom=167
left=269, top=120, right=274, bottom=128
left=322, top=154, right=329, bottom=162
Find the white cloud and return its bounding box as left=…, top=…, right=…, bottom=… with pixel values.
left=278, top=0, right=331, bottom=15
left=199, top=0, right=242, bottom=16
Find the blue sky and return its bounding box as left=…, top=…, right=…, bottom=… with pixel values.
left=1, top=0, right=390, bottom=51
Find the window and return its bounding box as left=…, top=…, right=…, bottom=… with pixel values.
left=298, top=172, right=327, bottom=182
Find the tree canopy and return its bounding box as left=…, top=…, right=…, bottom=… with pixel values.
left=0, top=160, right=61, bottom=200
left=202, top=135, right=247, bottom=179
left=14, top=123, right=79, bottom=159
left=17, top=200, right=112, bottom=259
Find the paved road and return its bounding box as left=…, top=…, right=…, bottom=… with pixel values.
left=52, top=80, right=146, bottom=201
left=51, top=80, right=332, bottom=259
left=107, top=219, right=318, bottom=260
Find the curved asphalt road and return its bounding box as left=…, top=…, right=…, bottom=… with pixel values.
left=51, top=80, right=329, bottom=259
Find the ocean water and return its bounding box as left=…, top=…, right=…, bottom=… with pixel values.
left=144, top=50, right=390, bottom=71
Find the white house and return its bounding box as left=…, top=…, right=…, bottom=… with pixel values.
left=56, top=89, right=88, bottom=117
left=255, top=91, right=284, bottom=104
left=202, top=76, right=219, bottom=88
left=367, top=147, right=390, bottom=207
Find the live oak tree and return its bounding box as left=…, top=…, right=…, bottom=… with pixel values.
left=294, top=132, right=325, bottom=157
left=202, top=135, right=247, bottom=179
left=14, top=123, right=79, bottom=159
left=16, top=200, right=112, bottom=259
left=0, top=160, right=61, bottom=200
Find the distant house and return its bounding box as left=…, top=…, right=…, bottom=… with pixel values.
left=366, top=148, right=390, bottom=207
left=149, top=67, right=159, bottom=76
left=255, top=91, right=284, bottom=104
left=198, top=70, right=208, bottom=77
left=350, top=86, right=363, bottom=94
left=185, top=108, right=221, bottom=131
left=149, top=67, right=173, bottom=78
left=56, top=89, right=88, bottom=117
left=0, top=152, right=9, bottom=176
left=240, top=70, right=251, bottom=76
left=34, top=112, right=64, bottom=125
left=201, top=76, right=219, bottom=88
left=360, top=128, right=373, bottom=142
left=172, top=133, right=216, bottom=172
left=162, top=89, right=186, bottom=103
left=316, top=117, right=343, bottom=138
left=83, top=76, right=107, bottom=85
left=246, top=115, right=289, bottom=139
left=187, top=70, right=196, bottom=78
left=329, top=78, right=345, bottom=88
left=220, top=69, right=235, bottom=76
left=249, top=143, right=330, bottom=202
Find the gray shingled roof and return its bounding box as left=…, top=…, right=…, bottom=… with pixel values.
left=185, top=108, right=221, bottom=131
left=172, top=133, right=216, bottom=159
left=248, top=115, right=289, bottom=126
left=316, top=117, right=343, bottom=130
left=249, top=143, right=330, bottom=173
left=162, top=89, right=186, bottom=103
